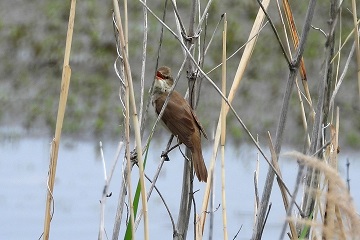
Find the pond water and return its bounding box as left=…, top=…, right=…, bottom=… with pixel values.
left=1, top=136, right=359, bottom=239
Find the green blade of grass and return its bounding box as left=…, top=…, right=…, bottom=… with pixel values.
left=124, top=142, right=151, bottom=240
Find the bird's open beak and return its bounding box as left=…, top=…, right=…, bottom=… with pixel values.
left=156, top=71, right=164, bottom=80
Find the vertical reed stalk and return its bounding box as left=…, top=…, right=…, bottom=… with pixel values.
left=112, top=1, right=149, bottom=239
left=124, top=0, right=128, bottom=55
left=42, top=1, right=76, bottom=239
left=351, top=0, right=360, bottom=103
left=125, top=64, right=136, bottom=238
left=175, top=0, right=197, bottom=239
left=220, top=14, right=228, bottom=240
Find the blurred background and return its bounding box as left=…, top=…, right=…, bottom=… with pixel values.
left=1, top=0, right=359, bottom=147
left=0, top=1, right=359, bottom=239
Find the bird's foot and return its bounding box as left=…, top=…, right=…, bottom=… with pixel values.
left=161, top=151, right=170, bottom=161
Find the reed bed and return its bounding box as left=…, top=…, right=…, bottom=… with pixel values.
left=42, top=0, right=359, bottom=239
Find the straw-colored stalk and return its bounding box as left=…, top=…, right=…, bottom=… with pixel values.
left=199, top=0, right=270, bottom=233
left=99, top=142, right=107, bottom=240
left=220, top=14, right=228, bottom=240
left=98, top=141, right=123, bottom=240
left=331, top=19, right=360, bottom=63
left=42, top=1, right=76, bottom=239
left=122, top=3, right=135, bottom=235
left=125, top=59, right=136, bottom=238
left=277, top=0, right=312, bottom=148
left=267, top=132, right=298, bottom=239
left=281, top=0, right=314, bottom=118
left=253, top=136, right=260, bottom=226
left=322, top=113, right=339, bottom=238
left=351, top=0, right=360, bottom=103
left=124, top=0, right=128, bottom=55
left=112, top=1, right=149, bottom=239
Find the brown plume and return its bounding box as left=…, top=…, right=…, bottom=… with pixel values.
left=152, top=66, right=208, bottom=182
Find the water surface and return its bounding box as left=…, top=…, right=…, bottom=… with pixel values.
left=1, top=137, right=359, bottom=239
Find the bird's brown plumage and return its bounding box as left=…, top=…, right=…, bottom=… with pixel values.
left=152, top=66, right=208, bottom=182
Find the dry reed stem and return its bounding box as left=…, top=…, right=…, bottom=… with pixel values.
left=322, top=125, right=337, bottom=238
left=111, top=6, right=136, bottom=240
left=139, top=0, right=167, bottom=138
left=112, top=1, right=149, bottom=239
left=111, top=64, right=134, bottom=239
left=282, top=0, right=314, bottom=112
left=143, top=174, right=176, bottom=231
left=286, top=152, right=360, bottom=239
left=125, top=57, right=136, bottom=238
left=277, top=0, right=312, bottom=148
left=138, top=0, right=148, bottom=136
left=335, top=205, right=347, bottom=240
left=333, top=5, right=342, bottom=86
left=220, top=14, right=228, bottom=240
left=267, top=133, right=298, bottom=239
left=99, top=142, right=107, bottom=240
left=330, top=41, right=356, bottom=110
left=254, top=0, right=318, bottom=237
left=98, top=142, right=123, bottom=240
left=300, top=0, right=335, bottom=236
left=295, top=79, right=311, bottom=147
left=351, top=0, right=360, bottom=103
left=124, top=0, right=128, bottom=55
left=331, top=19, right=360, bottom=63
left=333, top=8, right=342, bottom=118
left=253, top=137, right=260, bottom=227
left=42, top=1, right=76, bottom=239
left=133, top=136, right=175, bottom=231
left=175, top=0, right=198, bottom=238
left=199, top=0, right=271, bottom=233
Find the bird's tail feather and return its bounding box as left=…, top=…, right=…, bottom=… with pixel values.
left=192, top=148, right=208, bottom=182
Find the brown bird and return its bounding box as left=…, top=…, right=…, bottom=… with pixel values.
left=151, top=66, right=208, bottom=182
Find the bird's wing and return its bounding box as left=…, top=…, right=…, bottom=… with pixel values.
left=190, top=109, right=208, bottom=140
left=155, top=91, right=196, bottom=148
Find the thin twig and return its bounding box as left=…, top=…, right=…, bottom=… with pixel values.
left=170, top=0, right=187, bottom=38
left=351, top=0, right=360, bottom=103
left=346, top=158, right=350, bottom=192
left=134, top=135, right=174, bottom=230
left=139, top=0, right=168, bottom=138
left=206, top=21, right=268, bottom=75
left=256, top=0, right=291, bottom=66
left=98, top=141, right=123, bottom=240
left=195, top=0, right=214, bottom=35
left=144, top=174, right=176, bottom=232
left=329, top=41, right=356, bottom=110
left=260, top=203, right=272, bottom=238
left=232, top=225, right=243, bottom=240
left=267, top=133, right=299, bottom=240
left=138, top=0, right=148, bottom=136
left=203, top=14, right=225, bottom=58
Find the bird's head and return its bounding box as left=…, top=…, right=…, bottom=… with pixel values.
left=154, top=66, right=174, bottom=93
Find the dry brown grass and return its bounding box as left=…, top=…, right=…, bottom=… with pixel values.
left=286, top=151, right=360, bottom=239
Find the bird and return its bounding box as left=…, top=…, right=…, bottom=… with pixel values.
left=151, top=66, right=208, bottom=182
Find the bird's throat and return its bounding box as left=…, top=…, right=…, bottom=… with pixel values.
left=153, top=79, right=171, bottom=94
